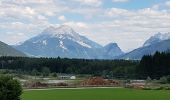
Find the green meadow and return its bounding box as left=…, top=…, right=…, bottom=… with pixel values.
left=22, top=88, right=170, bottom=100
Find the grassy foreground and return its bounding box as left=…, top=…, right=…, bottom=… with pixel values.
left=22, top=88, right=170, bottom=100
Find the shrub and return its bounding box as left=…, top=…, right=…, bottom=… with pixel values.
left=159, top=76, right=167, bottom=84
left=164, top=87, right=170, bottom=90
left=159, top=76, right=170, bottom=84
left=0, top=75, right=22, bottom=100
left=153, top=87, right=164, bottom=90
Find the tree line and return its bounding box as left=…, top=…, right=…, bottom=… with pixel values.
left=0, top=57, right=138, bottom=79
left=137, top=52, right=170, bottom=79
left=0, top=51, right=170, bottom=79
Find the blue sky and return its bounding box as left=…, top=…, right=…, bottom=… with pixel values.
left=104, top=0, right=167, bottom=9
left=0, top=0, right=170, bottom=52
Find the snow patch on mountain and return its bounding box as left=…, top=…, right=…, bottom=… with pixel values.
left=33, top=41, right=38, bottom=44
left=42, top=40, right=47, bottom=45
left=76, top=41, right=92, bottom=48
left=59, top=40, right=67, bottom=51
left=143, top=32, right=170, bottom=47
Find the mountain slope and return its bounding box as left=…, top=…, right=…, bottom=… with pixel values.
left=102, top=43, right=124, bottom=59
left=14, top=25, right=123, bottom=59
left=120, top=39, right=170, bottom=60
left=0, top=41, right=26, bottom=57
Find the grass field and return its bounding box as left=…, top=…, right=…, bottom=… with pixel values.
left=22, top=88, right=170, bottom=100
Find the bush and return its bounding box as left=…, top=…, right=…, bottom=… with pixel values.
left=159, top=76, right=167, bottom=84
left=153, top=87, right=164, bottom=90
left=51, top=72, right=58, bottom=77
left=41, top=67, right=50, bottom=77
left=164, top=87, right=170, bottom=90
left=0, top=75, right=22, bottom=100
left=159, top=76, right=170, bottom=84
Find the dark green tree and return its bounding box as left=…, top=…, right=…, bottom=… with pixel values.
left=137, top=51, right=170, bottom=79
left=42, top=67, right=50, bottom=77
left=0, top=75, right=22, bottom=100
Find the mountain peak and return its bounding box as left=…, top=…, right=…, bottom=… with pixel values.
left=42, top=25, right=78, bottom=37
left=103, top=42, right=124, bottom=58
left=154, top=32, right=170, bottom=40
left=58, top=25, right=74, bottom=32
left=104, top=42, right=120, bottom=50
left=143, top=32, right=170, bottom=47
left=105, top=43, right=118, bottom=47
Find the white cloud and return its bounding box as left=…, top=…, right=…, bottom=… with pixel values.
left=0, top=5, right=33, bottom=20
left=1, top=32, right=28, bottom=45
left=1, top=0, right=170, bottom=51
left=112, top=0, right=129, bottom=3
left=64, top=21, right=88, bottom=29
left=152, top=4, right=160, bottom=10
left=25, top=7, right=36, bottom=15
left=58, top=15, right=67, bottom=21
left=71, top=0, right=102, bottom=7
left=0, top=22, right=35, bottom=32
left=165, top=1, right=170, bottom=6
left=76, top=22, right=88, bottom=28
left=10, top=0, right=51, bottom=4
left=106, top=8, right=132, bottom=17
left=37, top=15, right=47, bottom=20
left=151, top=1, right=170, bottom=9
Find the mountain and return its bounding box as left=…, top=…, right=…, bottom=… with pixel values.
left=0, top=41, right=26, bottom=57
left=102, top=43, right=124, bottom=59
left=143, top=32, right=170, bottom=47
left=166, top=49, right=170, bottom=53
left=14, top=25, right=123, bottom=59
left=120, top=39, right=170, bottom=60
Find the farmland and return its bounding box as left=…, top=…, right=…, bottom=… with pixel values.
left=22, top=88, right=170, bottom=100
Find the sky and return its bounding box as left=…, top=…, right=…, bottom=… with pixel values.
left=1, top=0, right=170, bottom=52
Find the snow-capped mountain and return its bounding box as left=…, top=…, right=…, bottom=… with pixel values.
left=143, top=32, right=170, bottom=47
left=120, top=39, right=170, bottom=60
left=119, top=33, right=170, bottom=60
left=14, top=25, right=123, bottom=59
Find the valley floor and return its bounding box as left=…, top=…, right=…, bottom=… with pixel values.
left=22, top=88, right=170, bottom=100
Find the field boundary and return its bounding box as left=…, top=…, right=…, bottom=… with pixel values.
left=24, top=87, right=123, bottom=91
